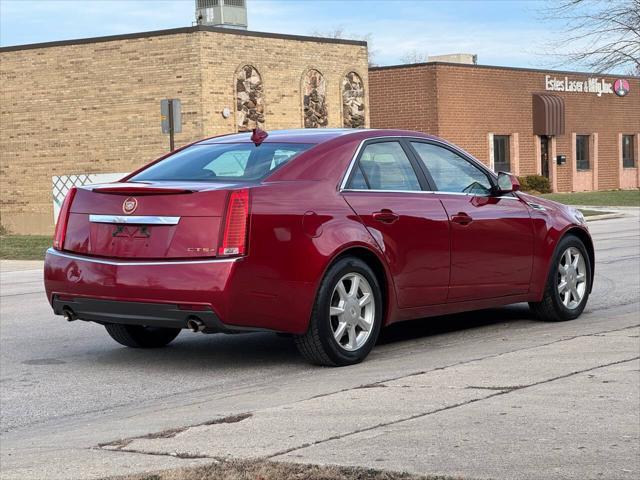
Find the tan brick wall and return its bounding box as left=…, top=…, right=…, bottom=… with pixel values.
left=0, top=29, right=368, bottom=234
left=198, top=31, right=369, bottom=136
left=369, top=63, right=640, bottom=193
left=0, top=33, right=202, bottom=234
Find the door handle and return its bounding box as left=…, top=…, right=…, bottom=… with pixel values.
left=451, top=212, right=473, bottom=226
left=372, top=209, right=400, bottom=224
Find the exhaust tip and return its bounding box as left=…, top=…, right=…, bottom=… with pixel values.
left=62, top=307, right=77, bottom=322
left=186, top=317, right=205, bottom=333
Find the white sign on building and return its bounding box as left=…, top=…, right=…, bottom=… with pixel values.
left=545, top=75, right=613, bottom=97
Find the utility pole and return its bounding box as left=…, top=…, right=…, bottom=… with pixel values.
left=161, top=99, right=182, bottom=152
left=168, top=99, right=175, bottom=152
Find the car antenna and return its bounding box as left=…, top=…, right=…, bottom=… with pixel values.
left=251, top=127, right=268, bottom=146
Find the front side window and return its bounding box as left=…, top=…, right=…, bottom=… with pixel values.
left=622, top=135, right=636, bottom=168
left=411, top=142, right=492, bottom=195
left=576, top=135, right=590, bottom=171
left=347, top=142, right=421, bottom=191
left=493, top=135, right=511, bottom=173
left=130, top=143, right=314, bottom=182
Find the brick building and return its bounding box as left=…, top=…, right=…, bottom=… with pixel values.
left=2, top=27, right=638, bottom=236
left=369, top=62, right=639, bottom=194
left=0, top=26, right=369, bottom=234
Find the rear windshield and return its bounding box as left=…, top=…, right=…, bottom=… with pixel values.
left=130, top=143, right=314, bottom=182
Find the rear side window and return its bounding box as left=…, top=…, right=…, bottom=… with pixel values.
left=347, top=142, right=421, bottom=191
left=130, top=143, right=314, bottom=182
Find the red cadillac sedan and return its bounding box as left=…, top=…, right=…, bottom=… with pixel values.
left=44, top=129, right=594, bottom=366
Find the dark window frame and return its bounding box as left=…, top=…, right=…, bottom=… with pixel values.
left=576, top=135, right=591, bottom=171
left=492, top=135, right=511, bottom=173
left=622, top=135, right=636, bottom=168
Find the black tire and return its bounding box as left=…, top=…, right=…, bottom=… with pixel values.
left=104, top=324, right=181, bottom=348
left=295, top=256, right=383, bottom=367
left=529, top=234, right=592, bottom=322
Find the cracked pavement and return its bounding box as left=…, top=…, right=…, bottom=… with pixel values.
left=1, top=210, right=639, bottom=480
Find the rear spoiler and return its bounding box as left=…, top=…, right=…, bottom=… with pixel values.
left=91, top=185, right=194, bottom=195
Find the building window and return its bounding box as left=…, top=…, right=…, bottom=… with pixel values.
left=303, top=69, right=328, bottom=128
left=493, top=135, right=510, bottom=172
left=342, top=72, right=365, bottom=128
left=235, top=65, right=264, bottom=132
left=576, top=135, right=590, bottom=170
left=622, top=135, right=636, bottom=168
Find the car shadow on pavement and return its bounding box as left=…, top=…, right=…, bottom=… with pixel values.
left=89, top=304, right=536, bottom=370
left=378, top=303, right=535, bottom=345
left=91, top=330, right=306, bottom=369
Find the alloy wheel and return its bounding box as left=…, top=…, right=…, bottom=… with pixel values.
left=557, top=246, right=587, bottom=310
left=329, top=273, right=375, bottom=351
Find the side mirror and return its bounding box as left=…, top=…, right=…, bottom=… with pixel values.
left=496, top=171, right=520, bottom=194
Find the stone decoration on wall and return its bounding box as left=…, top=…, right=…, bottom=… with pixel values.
left=236, top=65, right=265, bottom=132
left=303, top=69, right=328, bottom=128
left=342, top=72, right=365, bottom=128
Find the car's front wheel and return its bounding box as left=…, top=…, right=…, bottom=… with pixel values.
left=295, top=256, right=383, bottom=367
left=529, top=235, right=592, bottom=322
left=104, top=324, right=181, bottom=348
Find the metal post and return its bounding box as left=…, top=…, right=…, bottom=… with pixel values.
left=168, top=99, right=175, bottom=152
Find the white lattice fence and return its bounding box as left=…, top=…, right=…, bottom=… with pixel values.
left=52, top=173, right=127, bottom=222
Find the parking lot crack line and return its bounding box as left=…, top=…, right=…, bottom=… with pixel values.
left=268, top=356, right=640, bottom=459
left=90, top=446, right=214, bottom=460
left=97, top=413, right=253, bottom=451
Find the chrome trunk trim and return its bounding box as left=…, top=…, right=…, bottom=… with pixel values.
left=89, top=215, right=180, bottom=225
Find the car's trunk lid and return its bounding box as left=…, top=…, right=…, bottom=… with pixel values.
left=65, top=181, right=242, bottom=259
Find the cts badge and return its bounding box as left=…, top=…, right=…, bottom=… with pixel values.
left=122, top=197, right=138, bottom=214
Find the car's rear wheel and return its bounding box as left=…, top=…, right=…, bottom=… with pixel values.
left=529, top=235, right=591, bottom=322
left=104, top=324, right=181, bottom=348
left=295, top=256, right=383, bottom=367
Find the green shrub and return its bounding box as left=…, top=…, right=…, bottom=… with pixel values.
left=517, top=175, right=551, bottom=194
left=517, top=176, right=530, bottom=192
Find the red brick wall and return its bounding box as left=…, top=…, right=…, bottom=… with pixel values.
left=369, top=65, right=438, bottom=134
left=369, top=63, right=640, bottom=192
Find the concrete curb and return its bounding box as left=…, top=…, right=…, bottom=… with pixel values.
left=586, top=213, right=627, bottom=222
left=573, top=205, right=636, bottom=223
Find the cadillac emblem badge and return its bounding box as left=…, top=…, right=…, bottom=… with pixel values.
left=122, top=197, right=138, bottom=215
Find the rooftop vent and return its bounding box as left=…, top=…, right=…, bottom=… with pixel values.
left=195, top=0, right=247, bottom=30
left=428, top=53, right=478, bottom=65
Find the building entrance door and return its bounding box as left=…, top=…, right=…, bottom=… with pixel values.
left=540, top=135, right=550, bottom=179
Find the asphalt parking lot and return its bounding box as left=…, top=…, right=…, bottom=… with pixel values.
left=1, top=209, right=639, bottom=480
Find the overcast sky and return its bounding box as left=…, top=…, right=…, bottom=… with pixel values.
left=0, top=0, right=604, bottom=71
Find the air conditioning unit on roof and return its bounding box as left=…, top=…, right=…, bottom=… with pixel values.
left=195, top=0, right=248, bottom=30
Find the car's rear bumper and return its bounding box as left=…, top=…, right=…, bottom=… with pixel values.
left=45, top=248, right=256, bottom=332
left=44, top=248, right=315, bottom=334
left=51, top=296, right=233, bottom=331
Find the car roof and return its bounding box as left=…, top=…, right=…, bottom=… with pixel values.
left=197, top=128, right=439, bottom=145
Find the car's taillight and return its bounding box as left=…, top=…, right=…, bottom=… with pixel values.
left=52, top=187, right=77, bottom=251
left=218, top=189, right=250, bottom=257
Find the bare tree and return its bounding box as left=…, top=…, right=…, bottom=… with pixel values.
left=311, top=27, right=345, bottom=39
left=400, top=49, right=429, bottom=64
left=541, top=0, right=640, bottom=74
left=310, top=27, right=378, bottom=66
